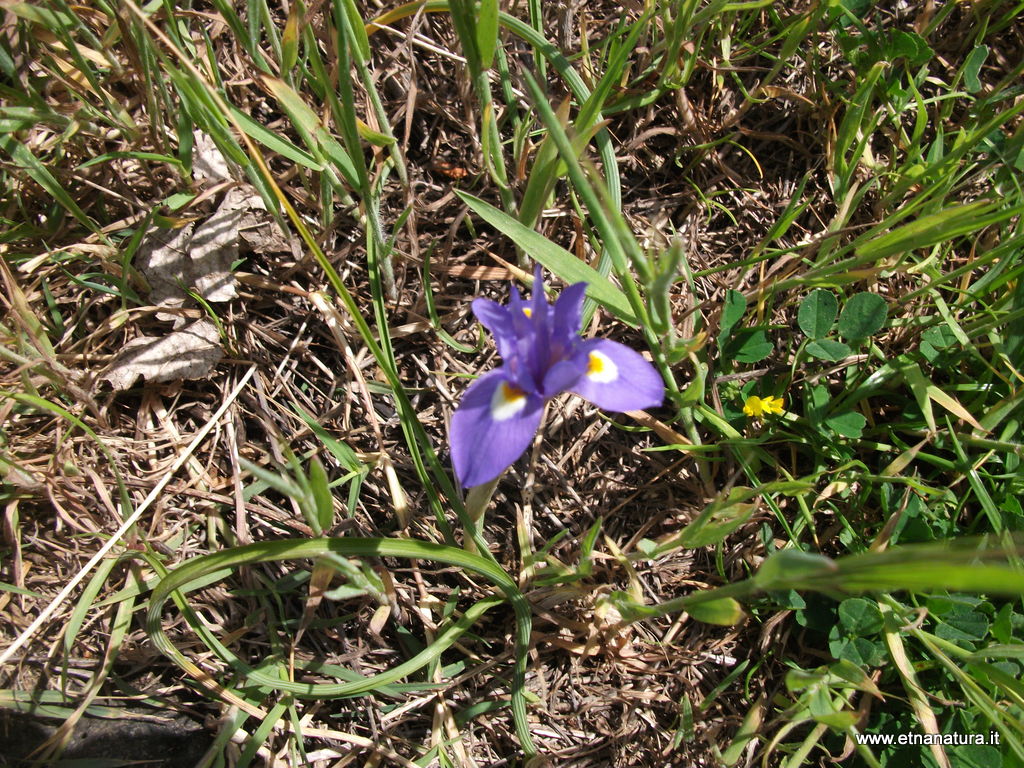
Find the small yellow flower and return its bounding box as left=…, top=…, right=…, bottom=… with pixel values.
left=743, top=395, right=785, bottom=418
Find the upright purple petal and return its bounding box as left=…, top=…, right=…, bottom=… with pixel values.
left=551, top=281, right=587, bottom=359
left=553, top=282, right=586, bottom=339
left=450, top=369, right=545, bottom=487
left=524, top=265, right=553, bottom=385
left=529, top=264, right=550, bottom=322
left=569, top=338, right=664, bottom=412
left=508, top=284, right=532, bottom=335
left=472, top=298, right=517, bottom=361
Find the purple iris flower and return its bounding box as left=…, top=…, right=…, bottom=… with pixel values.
left=450, top=266, right=665, bottom=487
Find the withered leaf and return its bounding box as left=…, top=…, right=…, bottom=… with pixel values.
left=192, top=130, right=232, bottom=183
left=100, top=320, right=223, bottom=391
left=136, top=192, right=246, bottom=308
left=189, top=190, right=243, bottom=302
left=232, top=187, right=293, bottom=255
left=135, top=184, right=292, bottom=313
left=134, top=223, right=195, bottom=310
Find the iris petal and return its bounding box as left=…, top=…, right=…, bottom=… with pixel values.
left=569, top=338, right=664, bottom=412
left=450, top=369, right=545, bottom=487
left=552, top=282, right=587, bottom=348
left=525, top=265, right=553, bottom=385
left=529, top=264, right=551, bottom=325
left=542, top=357, right=588, bottom=398
left=508, top=285, right=533, bottom=336
left=472, top=298, right=517, bottom=361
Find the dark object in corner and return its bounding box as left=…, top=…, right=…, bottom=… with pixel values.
left=0, top=710, right=212, bottom=767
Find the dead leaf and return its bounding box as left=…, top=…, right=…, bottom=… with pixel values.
left=192, top=130, right=232, bottom=183
left=136, top=191, right=251, bottom=308
left=189, top=190, right=243, bottom=302
left=232, top=187, right=293, bottom=255
left=134, top=185, right=293, bottom=317
left=100, top=320, right=223, bottom=390
left=135, top=223, right=195, bottom=310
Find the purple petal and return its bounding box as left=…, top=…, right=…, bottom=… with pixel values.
left=472, top=298, right=517, bottom=360
left=552, top=282, right=587, bottom=344
left=541, top=357, right=587, bottom=398
left=528, top=264, right=552, bottom=327
left=508, top=283, right=528, bottom=319
left=507, top=283, right=536, bottom=342
left=569, top=338, right=664, bottom=412
left=450, top=369, right=545, bottom=487
left=530, top=263, right=544, bottom=299
left=473, top=297, right=536, bottom=391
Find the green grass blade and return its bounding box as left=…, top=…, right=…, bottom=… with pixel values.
left=146, top=537, right=538, bottom=756
left=456, top=190, right=636, bottom=324
left=0, top=135, right=101, bottom=236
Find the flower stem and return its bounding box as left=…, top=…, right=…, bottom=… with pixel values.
left=464, top=477, right=500, bottom=554
left=518, top=403, right=549, bottom=585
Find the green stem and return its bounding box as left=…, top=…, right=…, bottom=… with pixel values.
left=518, top=403, right=549, bottom=584
left=617, top=578, right=759, bottom=624
left=464, top=476, right=501, bottom=554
